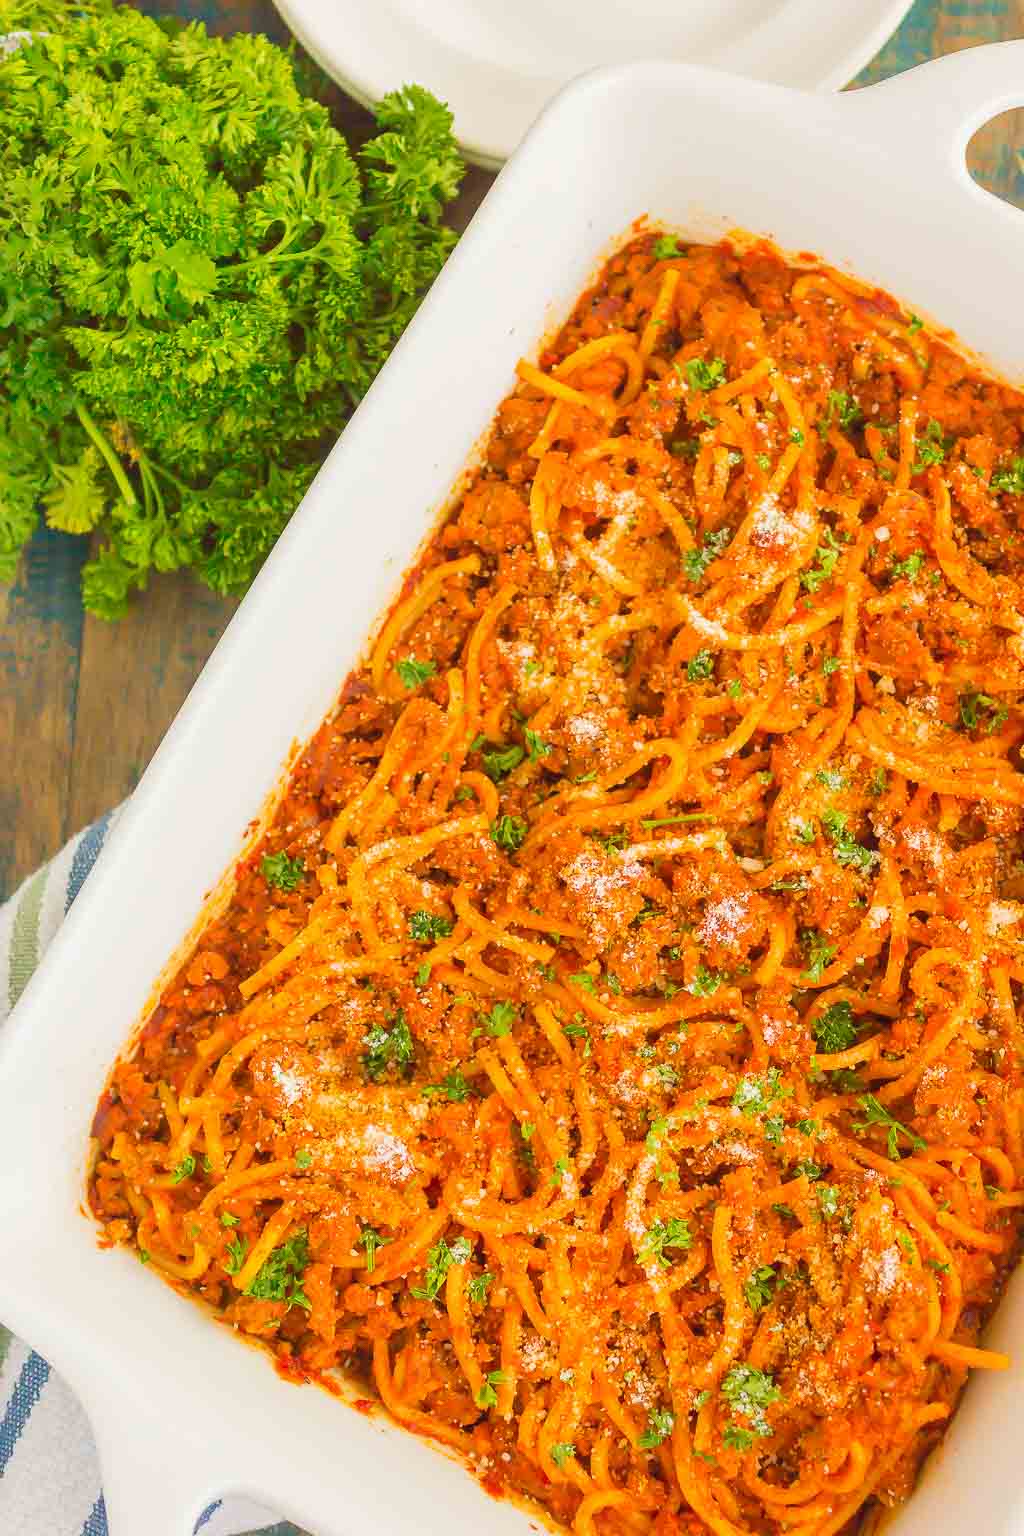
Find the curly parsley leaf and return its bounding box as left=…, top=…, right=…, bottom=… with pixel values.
left=411, top=1235, right=473, bottom=1301
left=638, top=1407, right=675, bottom=1448
left=408, top=909, right=454, bottom=943
left=261, top=851, right=305, bottom=891
left=362, top=1010, right=415, bottom=1080
left=813, top=1000, right=857, bottom=1054
left=638, top=1217, right=693, bottom=1269
left=247, top=1229, right=311, bottom=1310
left=686, top=357, right=727, bottom=392
left=396, top=656, right=437, bottom=690
left=0, top=17, right=464, bottom=614
left=853, top=1094, right=925, bottom=1159
left=490, top=814, right=528, bottom=853
left=683, top=526, right=732, bottom=582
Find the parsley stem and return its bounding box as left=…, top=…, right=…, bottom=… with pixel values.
left=74, top=400, right=136, bottom=507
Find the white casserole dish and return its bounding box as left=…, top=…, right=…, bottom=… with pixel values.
left=2, top=43, right=1024, bottom=1536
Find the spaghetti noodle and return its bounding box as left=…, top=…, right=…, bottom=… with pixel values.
left=90, top=233, right=1024, bottom=1536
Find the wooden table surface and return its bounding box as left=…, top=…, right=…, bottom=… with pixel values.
left=1, top=0, right=1022, bottom=902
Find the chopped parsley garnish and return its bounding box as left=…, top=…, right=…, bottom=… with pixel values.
left=524, top=727, right=551, bottom=760
left=490, top=814, right=528, bottom=853
left=482, top=742, right=525, bottom=781
left=991, top=456, right=1024, bottom=495
left=564, top=1021, right=591, bottom=1052
left=476, top=1369, right=507, bottom=1409
left=822, top=654, right=840, bottom=675
left=958, top=690, right=1009, bottom=735
left=569, top=970, right=597, bottom=993
left=793, top=1159, right=822, bottom=1180
left=907, top=314, right=923, bottom=334
left=550, top=1443, right=576, bottom=1469
left=480, top=1000, right=517, bottom=1037
left=720, top=1363, right=781, bottom=1439
left=467, top=1271, right=493, bottom=1303
left=638, top=1216, right=693, bottom=1268
left=790, top=427, right=805, bottom=446
left=800, top=526, right=842, bottom=593
left=224, top=1235, right=248, bottom=1275
left=686, top=356, right=727, bottom=392
left=816, top=390, right=863, bottom=439
left=743, top=1265, right=778, bottom=1312
left=641, top=812, right=714, bottom=828
left=764, top=1115, right=785, bottom=1145
left=912, top=418, right=952, bottom=473
left=793, top=820, right=816, bottom=844
left=362, top=1009, right=415, bottom=1080
left=813, top=999, right=857, bottom=1054
left=816, top=1185, right=840, bottom=1218
left=408, top=909, right=454, bottom=943
left=723, top=1424, right=757, bottom=1452
left=295, top=1148, right=312, bottom=1169
left=926, top=1258, right=951, bottom=1275
left=890, top=549, right=925, bottom=581
left=853, top=1094, right=925, bottom=1159
left=683, top=526, right=732, bottom=582
left=732, top=1067, right=789, bottom=1118
left=638, top=1407, right=675, bottom=1448
left=220, top=1211, right=240, bottom=1228
left=815, top=766, right=847, bottom=791
left=687, top=648, right=715, bottom=682
left=688, top=963, right=723, bottom=997
left=653, top=235, right=684, bottom=260
left=422, top=1068, right=471, bottom=1102
left=411, top=1235, right=473, bottom=1301
left=396, top=656, right=437, bottom=689
left=820, top=808, right=878, bottom=872
left=260, top=850, right=305, bottom=891
left=171, top=1155, right=196, bottom=1184
left=358, top=1225, right=389, bottom=1274
left=801, top=929, right=836, bottom=983
left=247, top=1229, right=311, bottom=1310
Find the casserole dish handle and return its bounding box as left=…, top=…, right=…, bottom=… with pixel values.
left=845, top=39, right=1024, bottom=184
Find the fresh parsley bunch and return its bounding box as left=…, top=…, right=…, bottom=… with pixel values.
left=0, top=1, right=463, bottom=615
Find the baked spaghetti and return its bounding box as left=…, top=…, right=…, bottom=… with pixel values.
left=90, top=234, right=1024, bottom=1536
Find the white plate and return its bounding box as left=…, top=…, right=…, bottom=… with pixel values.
left=2, top=42, right=1024, bottom=1536
left=273, top=0, right=915, bottom=167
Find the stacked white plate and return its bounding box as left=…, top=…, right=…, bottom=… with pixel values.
left=272, top=0, right=915, bottom=166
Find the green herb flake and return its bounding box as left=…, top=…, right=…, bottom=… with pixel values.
left=362, top=1009, right=415, bottom=1081
left=408, top=909, right=454, bottom=944
left=422, top=1068, right=471, bottom=1102
left=653, top=236, right=684, bottom=260
left=358, top=1226, right=389, bottom=1274
left=396, top=656, right=437, bottom=690
left=482, top=742, right=525, bottom=782
left=743, top=1265, right=778, bottom=1312
left=638, top=1407, right=675, bottom=1449
left=247, top=1229, right=311, bottom=1309
left=638, top=1216, right=693, bottom=1269
left=683, top=526, right=732, bottom=582
left=686, top=357, right=727, bottom=392
left=813, top=999, right=857, bottom=1055
left=172, top=1155, right=196, bottom=1184
left=687, top=648, right=715, bottom=682
left=490, top=814, right=528, bottom=853
left=801, top=929, right=837, bottom=983
left=853, top=1093, right=925, bottom=1159
left=261, top=851, right=305, bottom=891
left=411, top=1235, right=473, bottom=1301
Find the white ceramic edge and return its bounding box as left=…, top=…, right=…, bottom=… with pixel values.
left=270, top=0, right=915, bottom=168
left=3, top=42, right=1024, bottom=1536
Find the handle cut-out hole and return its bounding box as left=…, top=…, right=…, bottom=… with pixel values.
left=967, top=107, right=1024, bottom=209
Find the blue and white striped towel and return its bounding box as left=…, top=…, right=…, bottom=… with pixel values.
left=0, top=813, right=310, bottom=1536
